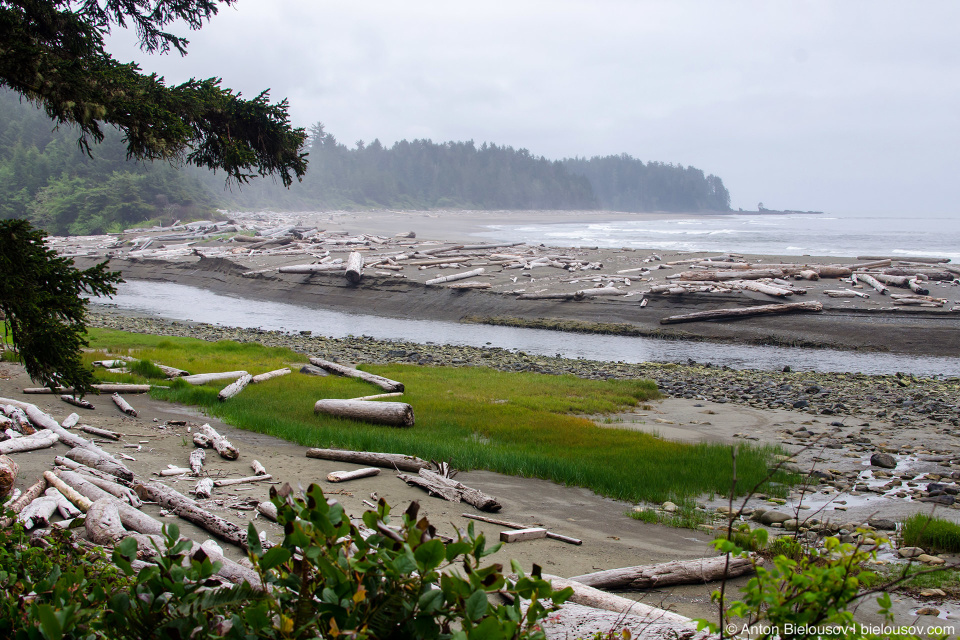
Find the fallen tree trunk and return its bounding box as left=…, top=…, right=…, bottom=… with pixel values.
left=61, top=395, right=95, bottom=409
left=218, top=374, right=252, bottom=401
left=279, top=263, right=346, bottom=274
left=65, top=447, right=134, bottom=483
left=732, top=280, right=793, bottom=297
left=55, top=470, right=162, bottom=534
left=305, top=448, right=431, bottom=472
left=345, top=251, right=364, bottom=284
left=327, top=468, right=380, bottom=483
left=679, top=269, right=783, bottom=281
left=213, top=475, right=272, bottom=487
left=198, top=424, right=238, bottom=460
left=853, top=273, right=888, bottom=295
left=535, top=601, right=712, bottom=640
left=314, top=399, right=415, bottom=427
left=0, top=429, right=58, bottom=454
left=398, top=469, right=501, bottom=512
left=660, top=301, right=823, bottom=325
left=251, top=460, right=267, bottom=476
left=568, top=555, right=757, bottom=590
left=251, top=368, right=291, bottom=384
left=349, top=392, right=403, bottom=401
left=112, top=393, right=137, bottom=417
left=0, top=476, right=46, bottom=525
left=181, top=371, right=248, bottom=386
left=575, top=286, right=626, bottom=299
left=80, top=424, right=121, bottom=440
left=19, top=496, right=58, bottom=529
left=308, top=357, right=404, bottom=392
left=156, top=364, right=189, bottom=378
left=85, top=498, right=126, bottom=544
left=189, top=448, right=205, bottom=475
left=43, top=470, right=94, bottom=511
left=134, top=481, right=259, bottom=550
left=542, top=575, right=693, bottom=624
left=195, top=540, right=265, bottom=590
left=813, top=265, right=853, bottom=278
left=425, top=267, right=485, bottom=286
left=45, top=487, right=81, bottom=519
left=54, top=455, right=133, bottom=488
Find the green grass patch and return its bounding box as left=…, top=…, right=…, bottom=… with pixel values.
left=84, top=329, right=793, bottom=505
left=901, top=514, right=960, bottom=554
left=629, top=507, right=713, bottom=530
left=883, top=563, right=960, bottom=593
left=128, top=359, right=167, bottom=379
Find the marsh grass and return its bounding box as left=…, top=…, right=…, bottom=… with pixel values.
left=629, top=507, right=713, bottom=530
left=901, top=514, right=960, bottom=554
left=84, top=329, right=794, bottom=505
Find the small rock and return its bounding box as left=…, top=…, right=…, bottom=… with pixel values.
left=759, top=511, right=792, bottom=526
left=915, top=607, right=941, bottom=616
left=918, top=554, right=946, bottom=565
left=868, top=518, right=897, bottom=531
left=920, top=588, right=946, bottom=597
left=661, top=501, right=678, bottom=513
left=870, top=452, right=897, bottom=469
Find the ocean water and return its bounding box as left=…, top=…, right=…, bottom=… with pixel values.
left=472, top=211, right=960, bottom=261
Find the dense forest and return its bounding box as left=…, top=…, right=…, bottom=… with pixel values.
left=1, top=89, right=731, bottom=235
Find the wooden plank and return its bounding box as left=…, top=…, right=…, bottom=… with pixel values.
left=500, top=527, right=547, bottom=542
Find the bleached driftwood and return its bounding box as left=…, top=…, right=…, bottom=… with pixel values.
left=308, top=357, right=404, bottom=392
left=305, top=448, right=431, bottom=472
left=327, top=468, right=380, bottom=483
left=22, top=384, right=152, bottom=394
left=446, top=281, right=492, bottom=290
left=568, top=555, right=756, bottom=590
left=159, top=466, right=192, bottom=477
left=190, top=448, right=206, bottom=475
left=660, top=301, right=822, bottom=325
left=1, top=476, right=47, bottom=525
left=156, top=364, right=189, bottom=377
left=853, top=273, right=888, bottom=295
left=65, top=447, right=134, bottom=483
left=61, top=395, right=95, bottom=409
left=18, top=496, right=58, bottom=529
left=199, top=424, right=238, bottom=460
left=349, top=392, right=404, bottom=401
left=461, top=513, right=582, bottom=545
left=251, top=368, right=291, bottom=384
left=732, top=280, right=793, bottom=297
left=279, top=263, right=346, bottom=274
left=55, top=470, right=162, bottom=534
left=181, top=371, right=248, bottom=386
left=397, top=469, right=501, bottom=512
left=61, top=413, right=80, bottom=429
left=218, top=374, right=252, bottom=401
left=575, top=286, right=626, bottom=299
left=542, top=575, right=694, bottom=624
left=345, top=251, right=364, bottom=283
left=134, top=481, right=260, bottom=550
left=85, top=498, right=126, bottom=544
left=534, top=600, right=712, bottom=640
left=80, top=424, right=122, bottom=440
left=193, top=432, right=212, bottom=448
left=195, top=477, right=214, bottom=498
left=213, top=474, right=272, bottom=487
left=425, top=267, right=485, bottom=286
left=251, top=460, right=267, bottom=476
left=43, top=470, right=94, bottom=512
left=194, top=540, right=266, bottom=590
left=112, top=393, right=138, bottom=417
left=45, top=487, right=82, bottom=519
left=0, top=429, right=58, bottom=454
left=257, top=501, right=278, bottom=521
left=54, top=455, right=133, bottom=488
left=314, top=399, right=415, bottom=427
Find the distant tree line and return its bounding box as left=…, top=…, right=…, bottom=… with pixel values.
left=1, top=93, right=732, bottom=235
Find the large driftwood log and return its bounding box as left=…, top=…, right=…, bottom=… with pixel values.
left=813, top=265, right=853, bottom=278
left=660, top=301, right=823, bottom=325
left=308, top=357, right=404, bottom=392
left=111, top=393, right=138, bottom=417
left=569, top=555, right=757, bottom=590
left=189, top=448, right=206, bottom=475
left=257, top=501, right=278, bottom=521
left=19, top=496, right=58, bottom=529
left=181, top=371, right=249, bottom=386
left=0, top=455, right=17, bottom=497
left=733, top=280, right=793, bottom=297
left=542, top=575, right=693, bottom=624
left=218, top=374, right=252, bottom=401
left=195, top=540, right=265, bottom=590
left=0, top=429, right=58, bottom=454
left=45, top=487, right=81, bottom=519
left=134, top=481, right=259, bottom=550
left=854, top=273, right=888, bottom=295
left=517, top=292, right=577, bottom=300
left=345, top=251, right=364, bottom=283
left=251, top=460, right=267, bottom=476
left=198, top=424, right=238, bottom=460
left=73, top=471, right=141, bottom=507
left=251, top=368, right=291, bottom=384
left=305, top=447, right=431, bottom=472
left=2, top=476, right=47, bottom=525
left=398, top=469, right=501, bottom=512
left=54, top=455, right=133, bottom=488
left=43, top=470, right=93, bottom=511
left=193, top=432, right=212, bottom=448
left=279, top=263, right=346, bottom=274
left=314, top=399, right=415, bottom=427
left=535, top=601, right=712, bottom=640
left=55, top=470, right=162, bottom=534
left=156, top=364, right=189, bottom=378
left=425, top=267, right=485, bottom=286
left=85, top=498, right=126, bottom=544
left=65, top=447, right=134, bottom=483
left=575, top=286, right=626, bottom=299
left=679, top=268, right=783, bottom=281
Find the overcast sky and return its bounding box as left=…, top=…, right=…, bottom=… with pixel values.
left=108, top=1, right=960, bottom=215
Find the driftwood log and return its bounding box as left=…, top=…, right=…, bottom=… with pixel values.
left=189, top=448, right=206, bottom=475
left=54, top=455, right=133, bottom=488
left=80, top=424, right=121, bottom=440
left=156, top=364, right=189, bottom=377
left=327, top=467, right=380, bottom=483
left=195, top=477, right=214, bottom=499
left=193, top=433, right=212, bottom=448
left=134, top=481, right=260, bottom=550
left=345, top=251, right=364, bottom=283
left=305, top=447, right=431, bottom=472
left=279, top=263, right=346, bottom=274
left=569, top=555, right=757, bottom=590
left=398, top=469, right=501, bottom=512
left=195, top=540, right=266, bottom=590
left=213, top=475, right=272, bottom=487
left=535, top=601, right=712, bottom=640
left=68, top=468, right=141, bottom=506
left=182, top=371, right=248, bottom=386
left=251, top=460, right=267, bottom=476
left=218, top=374, right=252, bottom=401
left=660, top=301, right=823, bottom=325
left=45, top=487, right=82, bottom=519
left=43, top=470, right=94, bottom=511
left=257, top=501, right=278, bottom=521
left=854, top=273, right=888, bottom=295
left=111, top=393, right=138, bottom=417
left=425, top=267, right=485, bottom=286
left=349, top=392, right=403, bottom=401
left=65, top=447, right=134, bottom=483
left=542, top=575, right=693, bottom=624
left=0, top=429, right=58, bottom=454
left=314, top=399, right=415, bottom=427
left=1, top=476, right=47, bottom=525
left=61, top=395, right=95, bottom=409
left=22, top=384, right=152, bottom=394
left=251, top=368, right=291, bottom=384
left=461, top=513, right=582, bottom=545
left=18, top=496, right=58, bottom=529
left=0, top=455, right=17, bottom=497
left=55, top=470, right=162, bottom=534
left=85, top=499, right=126, bottom=545
left=308, top=357, right=404, bottom=392
left=198, top=424, right=239, bottom=460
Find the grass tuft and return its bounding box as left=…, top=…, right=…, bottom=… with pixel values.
left=901, top=514, right=960, bottom=554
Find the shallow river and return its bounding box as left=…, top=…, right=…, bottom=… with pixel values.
left=97, top=281, right=960, bottom=377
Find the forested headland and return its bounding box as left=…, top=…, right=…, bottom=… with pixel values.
left=1, top=90, right=731, bottom=235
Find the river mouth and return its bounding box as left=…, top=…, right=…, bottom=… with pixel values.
left=95, top=280, right=960, bottom=377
